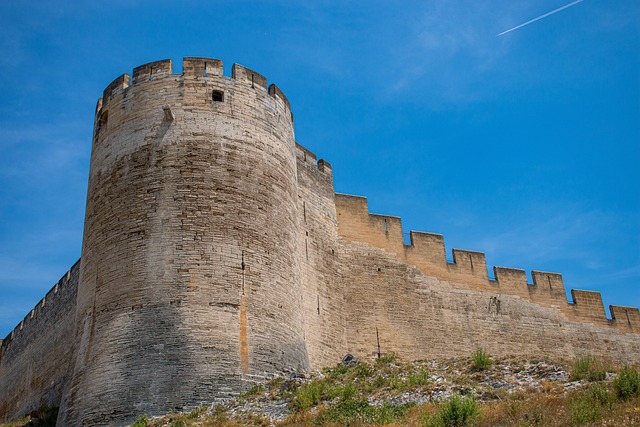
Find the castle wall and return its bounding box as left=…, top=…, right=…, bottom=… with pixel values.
left=0, top=57, right=638, bottom=426
left=338, top=242, right=640, bottom=364
left=59, top=58, right=308, bottom=426
left=295, top=145, right=347, bottom=369
left=334, top=193, right=639, bottom=332
left=0, top=261, right=79, bottom=422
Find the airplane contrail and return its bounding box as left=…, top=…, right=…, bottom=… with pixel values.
left=498, top=0, right=584, bottom=36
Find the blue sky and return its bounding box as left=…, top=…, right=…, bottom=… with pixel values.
left=0, top=0, right=638, bottom=337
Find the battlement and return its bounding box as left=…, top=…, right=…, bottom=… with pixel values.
left=2, top=56, right=639, bottom=425
left=96, top=57, right=292, bottom=120
left=295, top=143, right=333, bottom=176
left=334, top=193, right=637, bottom=330
left=1, top=260, right=80, bottom=358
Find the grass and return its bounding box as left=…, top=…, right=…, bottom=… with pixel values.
left=426, top=394, right=480, bottom=427
left=471, top=348, right=492, bottom=371
left=4, top=358, right=640, bottom=427
left=613, top=365, right=640, bottom=399
left=570, top=355, right=607, bottom=382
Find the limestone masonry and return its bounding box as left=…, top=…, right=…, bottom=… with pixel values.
left=0, top=57, right=638, bottom=426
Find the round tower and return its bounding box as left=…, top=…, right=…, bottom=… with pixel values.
left=59, top=58, right=308, bottom=425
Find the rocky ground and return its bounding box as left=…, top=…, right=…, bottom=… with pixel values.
left=3, top=354, right=638, bottom=426
left=136, top=354, right=640, bottom=426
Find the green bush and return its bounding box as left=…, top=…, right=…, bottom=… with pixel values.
left=588, top=383, right=616, bottom=410
left=327, top=383, right=357, bottom=401
left=408, top=369, right=431, bottom=387
left=354, top=362, right=373, bottom=378
left=132, top=415, right=151, bottom=427
left=613, top=365, right=640, bottom=400
left=569, top=395, right=601, bottom=425
left=376, top=353, right=397, bottom=365
left=568, top=383, right=616, bottom=425
left=429, top=394, right=480, bottom=427
left=318, top=399, right=412, bottom=425
left=292, top=380, right=326, bottom=410
left=570, top=356, right=606, bottom=381
left=471, top=348, right=492, bottom=371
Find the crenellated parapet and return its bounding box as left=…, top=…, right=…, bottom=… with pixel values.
left=95, top=57, right=293, bottom=128
left=334, top=193, right=638, bottom=331
left=0, top=260, right=80, bottom=360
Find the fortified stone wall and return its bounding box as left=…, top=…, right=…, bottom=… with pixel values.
left=59, top=58, right=308, bottom=426
left=334, top=193, right=640, bottom=333
left=337, top=240, right=640, bottom=364
left=0, top=261, right=79, bottom=420
left=295, top=144, right=347, bottom=368
left=0, top=57, right=638, bottom=426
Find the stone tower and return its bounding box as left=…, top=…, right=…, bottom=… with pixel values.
left=59, top=58, right=308, bottom=425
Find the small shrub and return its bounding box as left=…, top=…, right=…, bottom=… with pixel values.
left=377, top=353, right=397, bottom=365
left=318, top=399, right=412, bottom=425
left=471, top=348, right=492, bottom=371
left=241, top=383, right=264, bottom=398
left=327, top=383, right=357, bottom=401
left=354, top=361, right=373, bottom=378
left=408, top=369, right=431, bottom=387
left=372, top=374, right=386, bottom=388
left=613, top=365, right=640, bottom=399
left=569, top=383, right=616, bottom=425
left=570, top=356, right=606, bottom=381
left=132, top=415, right=151, bottom=427
left=588, top=383, right=616, bottom=410
left=569, top=395, right=601, bottom=425
left=292, top=380, right=326, bottom=410
left=429, top=394, right=480, bottom=427
left=325, top=362, right=350, bottom=377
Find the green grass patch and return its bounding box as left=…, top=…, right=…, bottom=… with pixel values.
left=570, top=355, right=606, bottom=382
left=613, top=365, right=640, bottom=400
left=428, top=394, right=480, bottom=427
left=471, top=348, right=492, bottom=371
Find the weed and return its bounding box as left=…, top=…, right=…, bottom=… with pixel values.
left=588, top=383, right=616, bottom=410
left=408, top=369, right=431, bottom=388
left=323, top=363, right=349, bottom=377
left=354, top=362, right=373, bottom=378
left=569, top=395, right=601, bottom=425
left=570, top=355, right=606, bottom=381
left=326, top=383, right=357, bottom=401
left=471, top=348, right=492, bottom=371
left=241, top=384, right=264, bottom=398
left=292, top=380, right=326, bottom=410
left=613, top=365, right=640, bottom=399
left=132, top=415, right=151, bottom=426
left=318, top=399, right=412, bottom=425
left=568, top=383, right=616, bottom=425
left=429, top=394, right=480, bottom=427
left=376, top=353, right=397, bottom=365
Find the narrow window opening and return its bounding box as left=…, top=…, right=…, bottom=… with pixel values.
left=204, top=62, right=207, bottom=77
left=547, top=276, right=552, bottom=290
left=305, top=239, right=309, bottom=261
left=149, top=68, right=153, bottom=81
left=303, top=202, right=307, bottom=223
left=212, top=90, right=224, bottom=102
left=251, top=74, right=255, bottom=88
left=384, top=218, right=389, bottom=235
left=98, top=110, right=109, bottom=132
left=469, top=254, right=474, bottom=272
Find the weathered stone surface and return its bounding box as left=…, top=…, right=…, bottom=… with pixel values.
left=0, top=57, right=638, bottom=426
